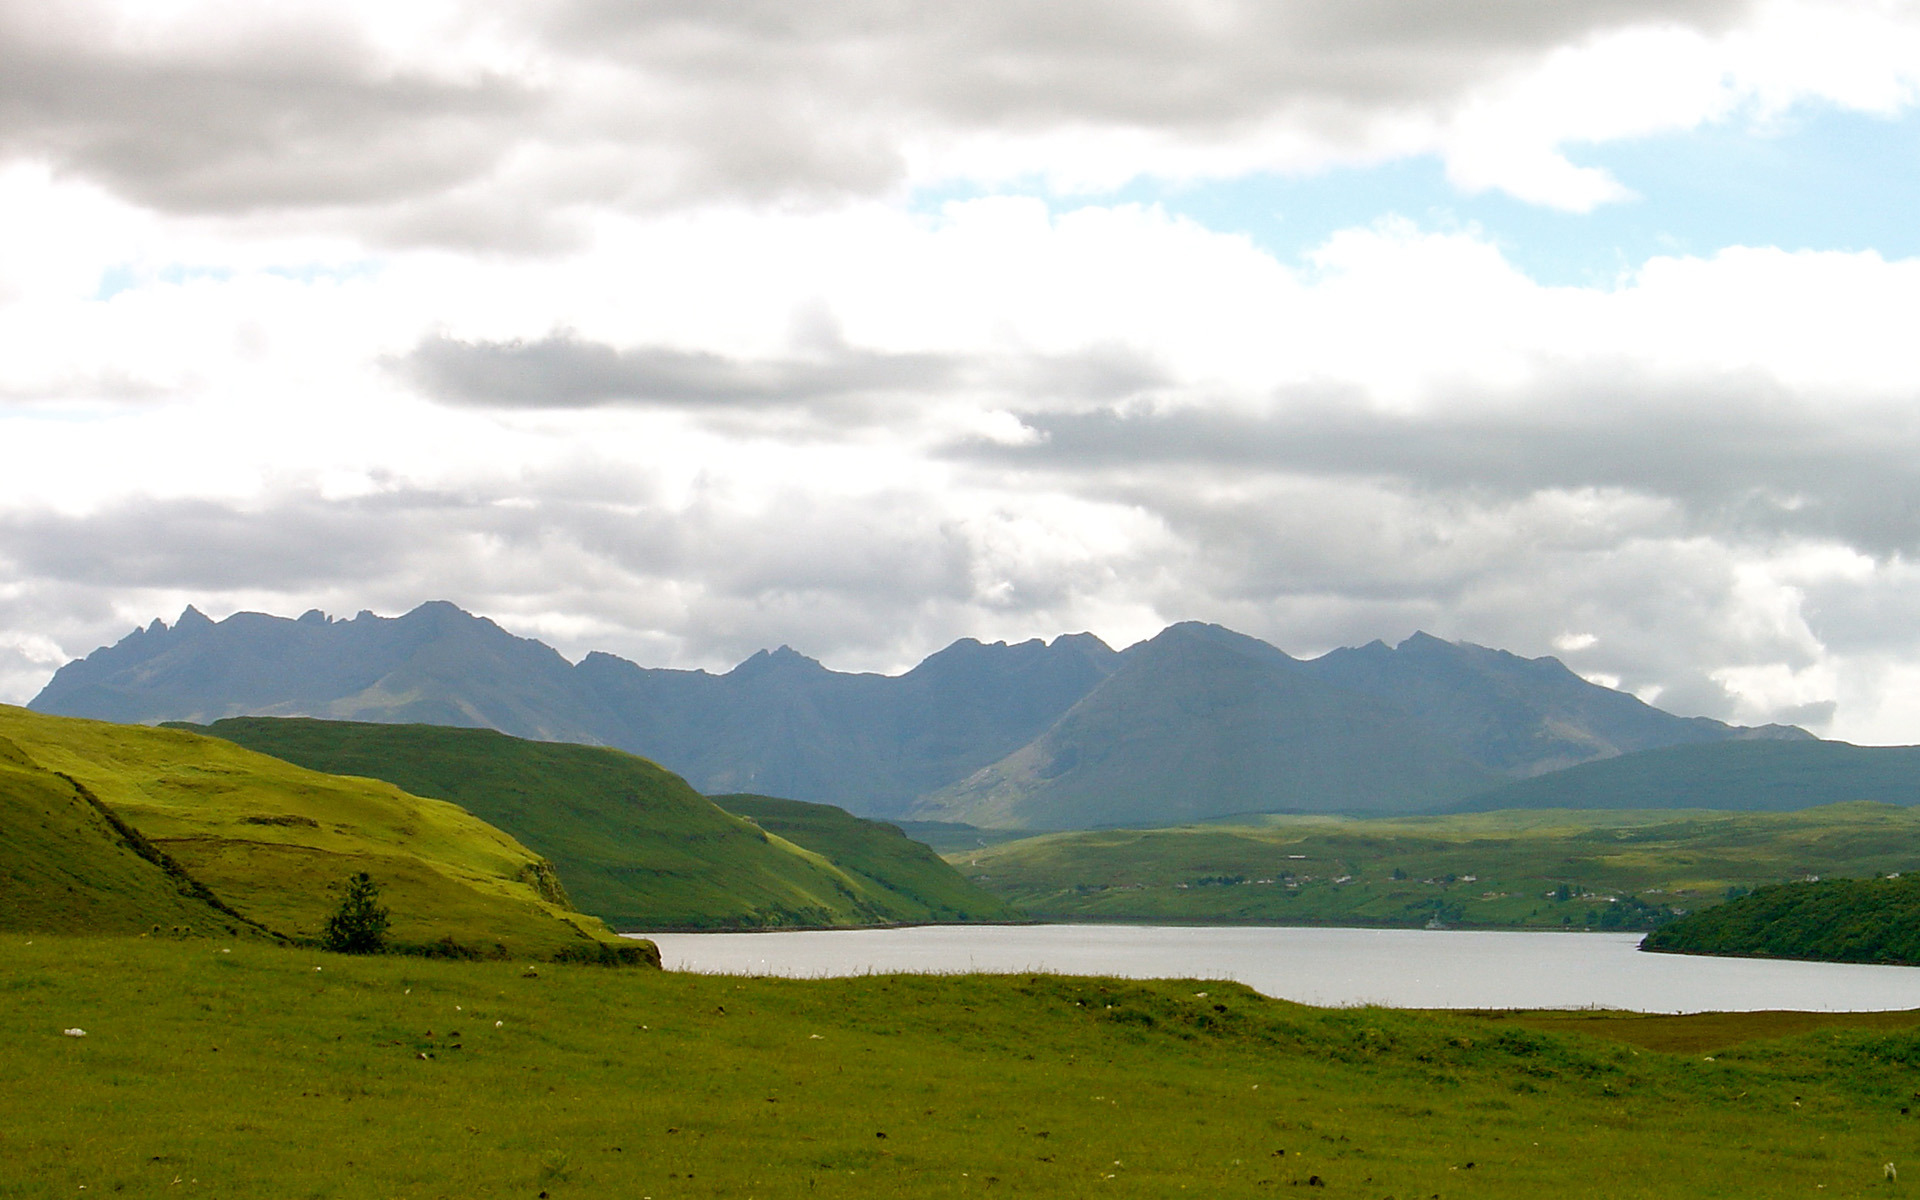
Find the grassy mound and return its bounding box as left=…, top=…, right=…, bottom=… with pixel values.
left=0, top=706, right=635, bottom=960
left=710, top=793, right=1019, bottom=922
left=184, top=717, right=992, bottom=930
left=953, top=802, right=1920, bottom=930
left=1643, top=874, right=1920, bottom=965
left=6, top=935, right=1920, bottom=1197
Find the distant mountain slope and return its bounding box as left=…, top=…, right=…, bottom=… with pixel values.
left=1303, top=632, right=1811, bottom=777
left=185, top=716, right=1006, bottom=929
left=0, top=732, right=240, bottom=935
left=574, top=631, right=1118, bottom=815
left=35, top=604, right=1117, bottom=818
left=0, top=706, right=633, bottom=958
left=709, top=794, right=1019, bottom=922
left=30, top=602, right=608, bottom=742
left=911, top=623, right=1501, bottom=828
left=1449, top=740, right=1920, bottom=813
left=32, top=601, right=1810, bottom=827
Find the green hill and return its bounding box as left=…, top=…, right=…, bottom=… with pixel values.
left=709, top=794, right=1019, bottom=922
left=1450, top=739, right=1920, bottom=813
left=1642, top=874, right=1920, bottom=965
left=0, top=706, right=633, bottom=959
left=183, top=716, right=1007, bottom=930
left=0, top=733, right=241, bottom=935
left=950, top=802, right=1920, bottom=930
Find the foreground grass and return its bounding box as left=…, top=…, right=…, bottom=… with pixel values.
left=7, top=937, right=1920, bottom=1197
left=957, top=802, right=1920, bottom=931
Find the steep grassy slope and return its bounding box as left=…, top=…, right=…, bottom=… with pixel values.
left=951, top=802, right=1920, bottom=929
left=1643, top=874, right=1920, bottom=965
left=1452, top=739, right=1920, bottom=812
left=185, top=716, right=981, bottom=930
left=8, top=935, right=1920, bottom=1197
left=916, top=623, right=1499, bottom=828
left=0, top=734, right=241, bottom=935
left=0, top=706, right=625, bottom=958
left=709, top=793, right=1019, bottom=922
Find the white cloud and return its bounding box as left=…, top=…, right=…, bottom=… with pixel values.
left=4, top=0, right=1920, bottom=746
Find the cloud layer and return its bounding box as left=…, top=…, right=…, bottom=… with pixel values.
left=3, top=2, right=1920, bottom=744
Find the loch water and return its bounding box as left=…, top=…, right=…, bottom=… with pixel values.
left=639, top=923, right=1920, bottom=1013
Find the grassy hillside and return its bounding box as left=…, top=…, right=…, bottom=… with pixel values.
left=1644, top=875, right=1920, bottom=965
left=951, top=803, right=1920, bottom=930
left=0, top=706, right=627, bottom=958
left=7, top=935, right=1920, bottom=1197
left=186, top=717, right=990, bottom=930
left=709, top=794, right=1020, bottom=922
left=0, top=733, right=242, bottom=936
left=1452, top=738, right=1920, bottom=812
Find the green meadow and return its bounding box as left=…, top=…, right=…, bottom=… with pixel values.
left=954, top=803, right=1920, bottom=930
left=7, top=935, right=1920, bottom=1198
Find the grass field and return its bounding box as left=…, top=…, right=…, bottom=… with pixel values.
left=954, top=802, right=1920, bottom=930
left=6, top=935, right=1920, bottom=1198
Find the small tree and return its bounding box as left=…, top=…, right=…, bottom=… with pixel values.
left=323, top=871, right=390, bottom=954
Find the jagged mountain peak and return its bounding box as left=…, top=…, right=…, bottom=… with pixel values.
left=32, top=600, right=1815, bottom=825
left=728, top=644, right=830, bottom=679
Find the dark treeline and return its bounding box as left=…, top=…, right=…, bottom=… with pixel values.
left=1642, top=874, right=1920, bottom=965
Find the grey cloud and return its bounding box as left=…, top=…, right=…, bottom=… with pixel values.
left=0, top=1, right=1754, bottom=230
left=402, top=332, right=1167, bottom=411
left=404, top=332, right=959, bottom=408
left=960, top=369, right=1920, bottom=554
left=0, top=448, right=1895, bottom=732
left=0, top=5, right=530, bottom=216
left=553, top=1, right=1751, bottom=127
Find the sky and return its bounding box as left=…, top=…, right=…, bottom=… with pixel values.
left=3, top=1, right=1920, bottom=742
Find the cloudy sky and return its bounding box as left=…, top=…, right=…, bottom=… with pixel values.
left=3, top=1, right=1920, bottom=741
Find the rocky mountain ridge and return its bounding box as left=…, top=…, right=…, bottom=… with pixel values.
left=32, top=602, right=1810, bottom=827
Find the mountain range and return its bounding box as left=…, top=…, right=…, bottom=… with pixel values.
left=31, top=601, right=1811, bottom=828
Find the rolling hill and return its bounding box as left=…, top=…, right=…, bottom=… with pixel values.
left=1643, top=873, right=1920, bottom=965
left=709, top=793, right=1019, bottom=922
left=0, top=705, right=636, bottom=958
left=182, top=716, right=1012, bottom=929
left=950, top=802, right=1920, bottom=930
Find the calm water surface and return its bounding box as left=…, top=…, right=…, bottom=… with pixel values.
left=640, top=924, right=1920, bottom=1013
